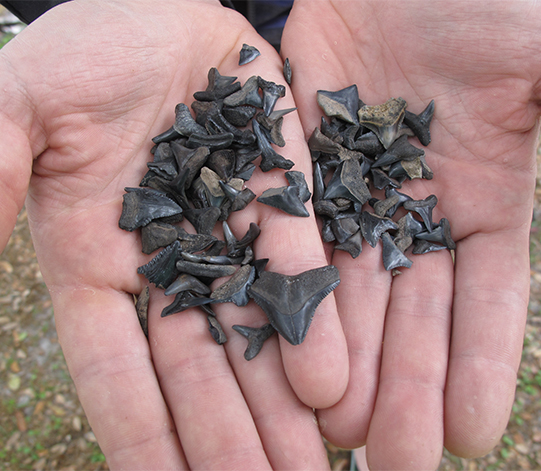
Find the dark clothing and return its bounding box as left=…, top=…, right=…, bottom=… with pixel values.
left=0, top=0, right=293, bottom=49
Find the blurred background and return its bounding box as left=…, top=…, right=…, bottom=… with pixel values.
left=1, top=7, right=541, bottom=470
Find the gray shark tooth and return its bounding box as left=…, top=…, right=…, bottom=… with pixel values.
left=373, top=194, right=402, bottom=218
left=312, top=162, right=325, bottom=204
left=173, top=103, right=208, bottom=137
left=412, top=239, right=448, bottom=255
left=164, top=273, right=211, bottom=296
left=384, top=187, right=413, bottom=217
left=284, top=171, right=311, bottom=203
left=257, top=76, right=286, bottom=117
left=252, top=119, right=294, bottom=172
left=360, top=212, right=398, bottom=248
left=323, top=158, right=371, bottom=206
left=414, top=218, right=456, bottom=249
left=207, top=315, right=227, bottom=345
left=161, top=291, right=213, bottom=318
left=151, top=126, right=182, bottom=144
left=211, top=265, right=256, bottom=307
left=358, top=97, right=407, bottom=149
left=191, top=99, right=223, bottom=127
left=239, top=43, right=261, bottom=65
left=334, top=230, right=363, bottom=259
left=403, top=194, right=438, bottom=232
left=176, top=227, right=217, bottom=253
left=257, top=184, right=310, bottom=218
left=222, top=105, right=257, bottom=127
left=181, top=252, right=243, bottom=265
left=206, top=149, right=235, bottom=180
left=183, top=206, right=221, bottom=235
left=248, top=265, right=340, bottom=345
left=381, top=232, right=413, bottom=271
left=232, top=323, right=276, bottom=360
left=331, top=216, right=360, bottom=244
left=308, top=127, right=343, bottom=155
left=219, top=181, right=256, bottom=213
left=371, top=134, right=425, bottom=168
left=141, top=221, right=179, bottom=255
left=317, top=85, right=360, bottom=125
left=283, top=58, right=292, bottom=85
left=193, top=68, right=241, bottom=101
left=135, top=286, right=150, bottom=338
left=351, top=131, right=385, bottom=157
left=186, top=132, right=234, bottom=152
left=223, top=75, right=263, bottom=108
left=137, top=241, right=183, bottom=289
left=370, top=168, right=401, bottom=191
left=175, top=259, right=237, bottom=279
left=119, top=187, right=183, bottom=232
left=403, top=99, right=435, bottom=146
left=255, top=112, right=286, bottom=147
left=223, top=221, right=261, bottom=258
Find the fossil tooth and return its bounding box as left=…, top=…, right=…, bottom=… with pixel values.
left=381, top=232, right=413, bottom=270
left=176, top=259, right=237, bottom=279
left=181, top=252, right=243, bottom=265
left=186, top=132, right=234, bottom=152
left=232, top=323, right=276, bottom=360
left=370, top=168, right=401, bottom=191
left=223, top=221, right=261, bottom=258
left=222, top=105, right=257, bottom=127
left=206, top=149, right=236, bottom=180
left=207, top=315, right=227, bottom=345
left=334, top=230, right=363, bottom=259
left=414, top=218, right=456, bottom=249
left=219, top=181, right=256, bottom=212
left=164, top=273, right=211, bottom=296
left=191, top=99, right=223, bottom=127
left=403, top=194, right=438, bottom=232
left=135, top=286, right=150, bottom=337
left=137, top=241, right=183, bottom=289
left=396, top=212, right=425, bottom=239
left=248, top=265, right=340, bottom=345
left=176, top=227, right=217, bottom=253
left=308, top=127, right=343, bottom=156
left=223, top=75, right=263, bottom=108
left=323, top=158, right=371, bottom=206
left=257, top=184, right=310, bottom=217
left=239, top=43, right=261, bottom=65
left=252, top=119, right=294, bottom=172
left=183, top=206, right=221, bottom=235
left=373, top=194, right=402, bottom=218
left=283, top=58, right=292, bottom=85
left=258, top=76, right=286, bottom=117
left=255, top=112, right=286, bottom=147
left=151, top=126, right=182, bottom=144
left=372, top=134, right=425, bottom=168
left=317, top=85, right=360, bottom=125
left=161, top=291, right=213, bottom=317
left=141, top=221, right=179, bottom=254
left=314, top=200, right=339, bottom=219
left=331, top=216, right=360, bottom=244
left=384, top=187, right=413, bottom=217
left=412, top=239, right=448, bottom=255
left=351, top=131, right=385, bottom=157
left=360, top=212, right=398, bottom=248
left=312, top=162, right=326, bottom=204
left=284, top=171, right=311, bottom=203
left=211, top=264, right=256, bottom=306
left=403, top=99, right=435, bottom=146
left=193, top=68, right=241, bottom=101
left=173, top=103, right=208, bottom=137
left=119, top=187, right=183, bottom=232
left=358, top=97, right=407, bottom=149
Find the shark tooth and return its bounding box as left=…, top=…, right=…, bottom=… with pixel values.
left=211, top=264, right=256, bottom=306
left=137, top=241, right=183, bottom=289
left=403, top=99, right=435, bottom=146
left=317, top=85, right=360, bottom=125
left=248, top=265, right=340, bottom=345
left=239, top=43, right=261, bottom=65
left=358, top=97, right=407, bottom=149
left=232, top=323, right=276, bottom=360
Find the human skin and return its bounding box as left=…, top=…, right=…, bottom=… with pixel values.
left=282, top=0, right=539, bottom=469
left=0, top=0, right=349, bottom=469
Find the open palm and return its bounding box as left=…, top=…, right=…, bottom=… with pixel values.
left=0, top=0, right=350, bottom=469
left=282, top=0, right=538, bottom=469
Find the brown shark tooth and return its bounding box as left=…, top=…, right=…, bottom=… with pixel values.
left=358, top=97, right=407, bottom=149
left=381, top=232, right=413, bottom=270
left=232, top=323, right=276, bottom=360
left=135, top=286, right=150, bottom=338
left=248, top=265, right=340, bottom=345
left=283, top=58, right=292, bottom=85
left=403, top=99, right=435, bottom=146
left=360, top=212, right=398, bottom=248
left=137, top=241, right=183, bottom=289
left=141, top=221, right=179, bottom=255
left=164, top=273, right=211, bottom=296
left=252, top=119, right=294, bottom=172
left=403, top=194, right=438, bottom=232
left=223, top=75, right=263, bottom=108
left=210, top=264, right=256, bottom=307
left=323, top=159, right=371, bottom=207
left=257, top=184, right=310, bottom=218
left=239, top=43, right=260, bottom=65
left=308, top=127, right=343, bottom=156
left=119, top=187, right=183, bottom=232
left=373, top=194, right=402, bottom=218
left=193, top=68, right=240, bottom=101
left=317, top=85, right=360, bottom=125
left=207, top=315, right=227, bottom=345
left=257, top=76, right=286, bottom=117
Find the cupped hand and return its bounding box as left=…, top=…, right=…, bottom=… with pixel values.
left=0, top=0, right=349, bottom=469
left=282, top=0, right=539, bottom=468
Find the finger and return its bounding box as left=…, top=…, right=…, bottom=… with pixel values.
left=366, top=249, right=454, bottom=471
left=222, top=44, right=349, bottom=409
left=317, top=243, right=391, bottom=449
left=444, top=230, right=530, bottom=457
left=218, top=300, right=331, bottom=471
left=149, top=291, right=273, bottom=470
left=51, top=287, right=187, bottom=470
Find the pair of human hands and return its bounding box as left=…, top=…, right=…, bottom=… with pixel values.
left=0, top=0, right=538, bottom=469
